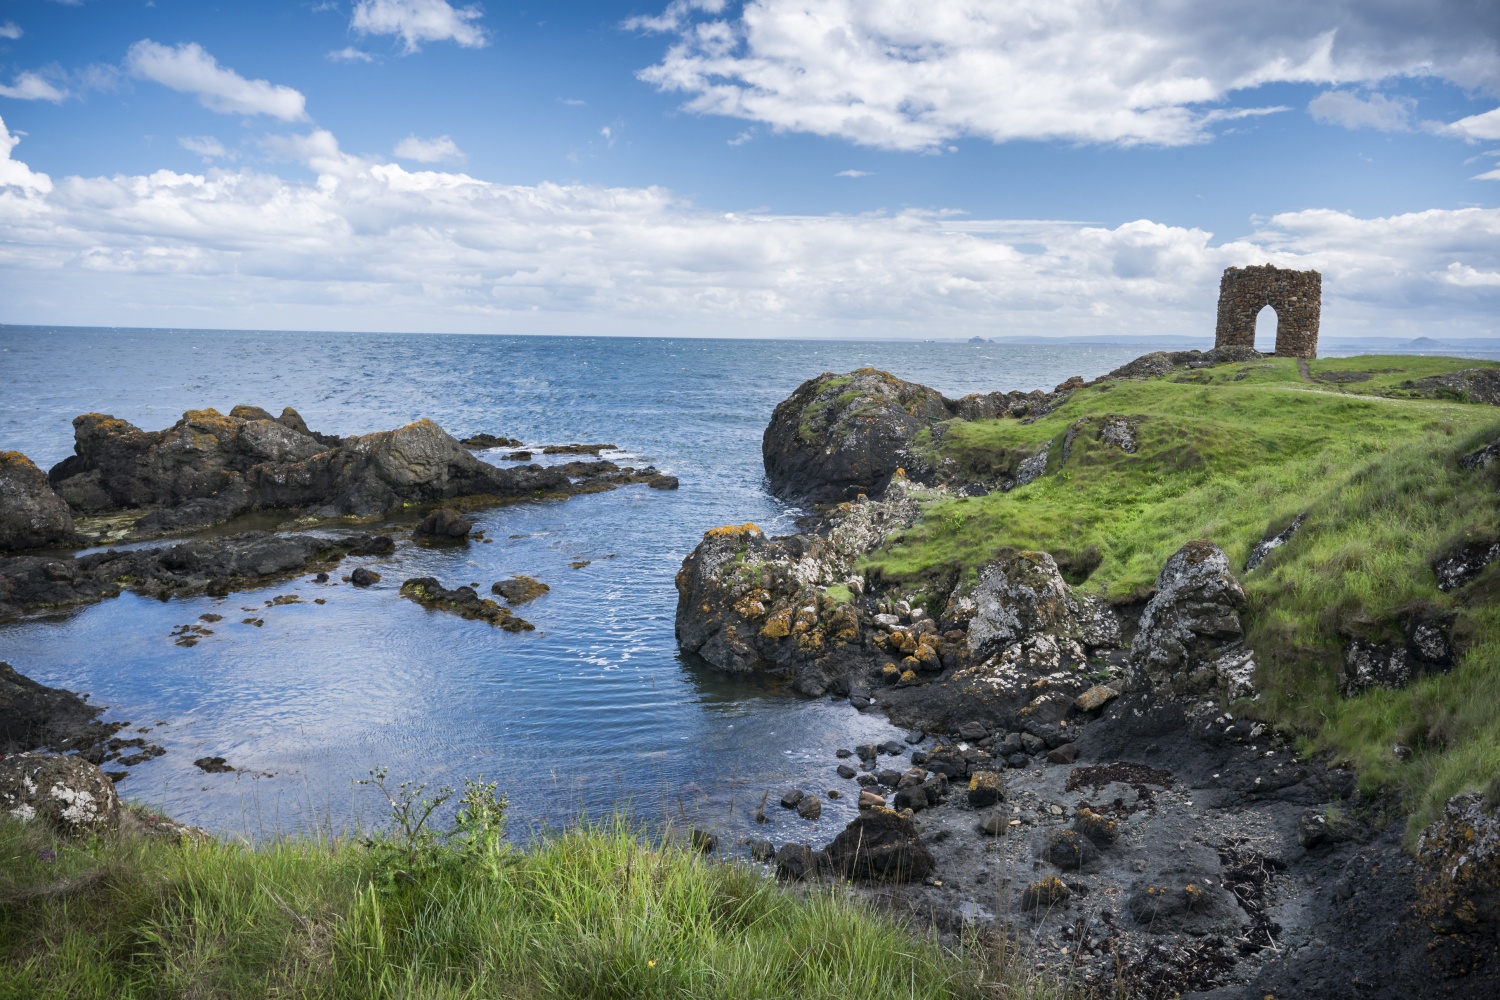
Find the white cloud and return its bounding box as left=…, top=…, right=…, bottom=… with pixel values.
left=1443, top=107, right=1500, bottom=141
left=0, top=115, right=52, bottom=192
left=558, top=97, right=586, bottom=106
left=328, top=46, right=375, bottom=63
left=835, top=169, right=871, bottom=177
left=0, top=117, right=1497, bottom=340
left=351, top=0, right=487, bottom=53
left=0, top=71, right=66, bottom=102
left=394, top=134, right=464, bottom=163
left=125, top=40, right=308, bottom=120
left=179, top=135, right=231, bottom=160
left=1308, top=89, right=1415, bottom=130
left=0, top=21, right=22, bottom=40
left=634, top=0, right=1500, bottom=150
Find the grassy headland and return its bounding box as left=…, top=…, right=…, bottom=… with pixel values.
left=0, top=803, right=1058, bottom=1000
left=862, top=354, right=1500, bottom=833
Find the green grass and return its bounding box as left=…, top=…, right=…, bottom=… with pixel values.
left=0, top=808, right=1065, bottom=1000
left=862, top=355, right=1500, bottom=833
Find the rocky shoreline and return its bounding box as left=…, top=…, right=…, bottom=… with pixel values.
left=673, top=349, right=1500, bottom=998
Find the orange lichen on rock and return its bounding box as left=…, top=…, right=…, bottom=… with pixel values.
left=705, top=522, right=762, bottom=539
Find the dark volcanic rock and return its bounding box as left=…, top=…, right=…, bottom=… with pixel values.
left=0, top=752, right=121, bottom=835
left=0, top=451, right=75, bottom=551
left=413, top=508, right=473, bottom=540
left=0, top=531, right=348, bottom=617
left=0, top=661, right=118, bottom=755
left=460, top=433, right=522, bottom=449
left=825, top=806, right=935, bottom=882
left=399, top=578, right=534, bottom=631
left=350, top=567, right=381, bottom=587
left=775, top=842, right=834, bottom=881
left=1434, top=537, right=1500, bottom=592
left=46, top=408, right=576, bottom=534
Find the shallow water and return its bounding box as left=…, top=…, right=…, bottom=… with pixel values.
left=0, top=328, right=1238, bottom=842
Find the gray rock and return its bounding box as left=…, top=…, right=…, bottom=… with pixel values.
left=0, top=452, right=74, bottom=552
left=1434, top=538, right=1500, bottom=592
left=796, top=794, right=823, bottom=820
left=1245, top=513, right=1306, bottom=572
left=1130, top=541, right=1254, bottom=698
left=0, top=752, right=121, bottom=835
left=774, top=842, right=833, bottom=881
left=780, top=789, right=805, bottom=809
left=966, top=550, right=1121, bottom=660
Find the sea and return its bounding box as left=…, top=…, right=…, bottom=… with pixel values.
left=0, top=328, right=1481, bottom=844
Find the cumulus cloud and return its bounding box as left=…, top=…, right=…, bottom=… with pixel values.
left=633, top=0, right=1500, bottom=149
left=0, top=71, right=66, bottom=102
left=0, top=117, right=1496, bottom=339
left=351, top=0, right=487, bottom=53
left=125, top=40, right=308, bottom=120
left=328, top=46, right=375, bottom=63
left=0, top=21, right=22, bottom=40
left=0, top=115, right=52, bottom=192
left=394, top=134, right=464, bottom=163
left=1308, top=89, right=1415, bottom=130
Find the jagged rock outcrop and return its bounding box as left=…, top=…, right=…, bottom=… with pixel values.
left=1129, top=541, right=1256, bottom=700
left=45, top=407, right=576, bottom=534
left=0, top=452, right=74, bottom=551
left=0, top=531, right=349, bottom=617
left=0, top=752, right=121, bottom=835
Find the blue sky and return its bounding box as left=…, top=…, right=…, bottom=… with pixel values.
left=1, top=0, right=1498, bottom=339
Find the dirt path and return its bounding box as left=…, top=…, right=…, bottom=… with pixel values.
left=1297, top=357, right=1313, bottom=382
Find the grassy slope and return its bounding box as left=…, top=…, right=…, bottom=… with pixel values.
left=0, top=742, right=1072, bottom=1000
left=0, top=811, right=1049, bottom=1000
left=863, top=355, right=1500, bottom=833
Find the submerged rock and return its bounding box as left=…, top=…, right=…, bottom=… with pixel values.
left=0, top=752, right=121, bottom=835
left=491, top=575, right=550, bottom=605
left=0, top=452, right=74, bottom=551
left=399, top=577, right=534, bottom=631
left=0, top=531, right=349, bottom=618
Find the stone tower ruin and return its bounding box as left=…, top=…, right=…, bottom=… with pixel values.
left=1214, top=264, right=1321, bottom=359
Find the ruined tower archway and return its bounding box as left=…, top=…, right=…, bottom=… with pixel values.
left=1215, top=264, right=1321, bottom=358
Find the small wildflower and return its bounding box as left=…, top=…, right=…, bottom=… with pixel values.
left=648, top=960, right=657, bottom=968
left=38, top=848, right=55, bottom=864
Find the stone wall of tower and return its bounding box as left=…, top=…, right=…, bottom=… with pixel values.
left=1214, top=265, right=1321, bottom=359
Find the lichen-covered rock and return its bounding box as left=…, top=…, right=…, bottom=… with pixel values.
left=825, top=806, right=935, bottom=882
left=0, top=752, right=120, bottom=835
left=674, top=484, right=925, bottom=688
left=1130, top=541, right=1255, bottom=699
left=966, top=551, right=1122, bottom=660
left=0, top=452, right=74, bottom=551
left=1415, top=794, right=1500, bottom=939
left=46, top=408, right=579, bottom=534
left=762, top=368, right=956, bottom=502
left=1403, top=368, right=1500, bottom=406
left=1434, top=537, right=1500, bottom=592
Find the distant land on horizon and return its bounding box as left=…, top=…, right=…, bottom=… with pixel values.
left=2, top=323, right=1497, bottom=354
